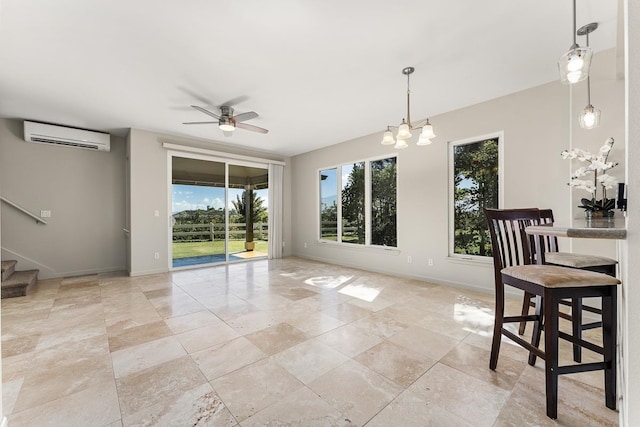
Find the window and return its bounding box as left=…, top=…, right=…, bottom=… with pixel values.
left=449, top=134, right=502, bottom=258
left=319, top=156, right=397, bottom=247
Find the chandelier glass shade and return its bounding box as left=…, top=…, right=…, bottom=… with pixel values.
left=558, top=0, right=592, bottom=85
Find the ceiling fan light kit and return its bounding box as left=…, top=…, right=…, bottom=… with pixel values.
left=183, top=104, right=268, bottom=136
left=381, top=66, right=436, bottom=148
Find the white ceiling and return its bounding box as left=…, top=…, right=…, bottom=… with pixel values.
left=0, top=0, right=618, bottom=157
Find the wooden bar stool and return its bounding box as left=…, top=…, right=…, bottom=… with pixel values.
left=484, top=208, right=620, bottom=419
left=519, top=209, right=618, bottom=362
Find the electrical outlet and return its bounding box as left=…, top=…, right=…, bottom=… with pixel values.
left=40, top=210, right=51, bottom=218
left=407, top=255, right=412, bottom=264
left=428, top=258, right=434, bottom=267
left=304, top=242, right=307, bottom=248
left=154, top=252, right=160, bottom=260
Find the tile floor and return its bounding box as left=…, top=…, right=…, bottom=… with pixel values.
left=1, top=257, right=618, bottom=426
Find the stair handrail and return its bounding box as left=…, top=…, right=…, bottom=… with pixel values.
left=0, top=196, right=47, bottom=225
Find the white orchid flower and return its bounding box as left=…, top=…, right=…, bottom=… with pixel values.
left=572, top=167, right=589, bottom=177
left=561, top=150, right=577, bottom=159
left=598, top=174, right=619, bottom=190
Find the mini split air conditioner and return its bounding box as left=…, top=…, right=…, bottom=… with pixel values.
left=23, top=121, right=111, bottom=152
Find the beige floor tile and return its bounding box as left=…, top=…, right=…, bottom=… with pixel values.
left=191, top=337, right=266, bottom=381
left=13, top=354, right=115, bottom=413
left=107, top=320, right=173, bottom=352
left=366, top=389, right=474, bottom=427
left=354, top=340, right=436, bottom=387
left=242, top=385, right=350, bottom=427
left=409, top=362, right=510, bottom=427
left=440, top=341, right=527, bottom=391
left=9, top=380, right=121, bottom=427
left=164, top=309, right=223, bottom=334
left=176, top=321, right=240, bottom=353
left=111, top=336, right=187, bottom=378
left=1, top=257, right=619, bottom=426
left=308, top=359, right=403, bottom=426
left=245, top=322, right=308, bottom=355
left=272, top=338, right=349, bottom=384
left=389, top=325, right=461, bottom=361
left=116, top=355, right=207, bottom=418
left=211, top=358, right=304, bottom=421
left=123, top=382, right=237, bottom=427
left=316, top=323, right=384, bottom=357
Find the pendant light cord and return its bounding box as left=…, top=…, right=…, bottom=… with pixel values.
left=406, top=72, right=411, bottom=127
left=572, top=0, right=578, bottom=47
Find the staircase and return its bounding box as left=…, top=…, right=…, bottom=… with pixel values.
left=1, top=260, right=39, bottom=298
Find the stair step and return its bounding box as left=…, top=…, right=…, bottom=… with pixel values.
left=2, top=269, right=39, bottom=298
left=1, top=260, right=18, bottom=281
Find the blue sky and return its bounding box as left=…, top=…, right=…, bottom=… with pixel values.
left=172, top=185, right=268, bottom=214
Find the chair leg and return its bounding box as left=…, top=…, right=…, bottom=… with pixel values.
left=529, top=295, right=543, bottom=366
left=490, top=282, right=505, bottom=370
left=602, top=289, right=617, bottom=410
left=544, top=291, right=559, bottom=420
left=519, top=291, right=533, bottom=335
left=572, top=298, right=583, bottom=363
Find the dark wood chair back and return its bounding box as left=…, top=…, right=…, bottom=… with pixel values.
left=539, top=209, right=559, bottom=252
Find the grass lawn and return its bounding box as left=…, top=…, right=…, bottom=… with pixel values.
left=172, top=240, right=268, bottom=259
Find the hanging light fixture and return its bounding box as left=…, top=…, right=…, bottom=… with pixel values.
left=380, top=66, right=436, bottom=149
left=577, top=22, right=600, bottom=129
left=558, top=0, right=592, bottom=84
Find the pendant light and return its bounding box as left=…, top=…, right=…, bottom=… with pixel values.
left=380, top=67, right=436, bottom=148
left=577, top=22, right=600, bottom=129
left=558, top=0, right=592, bottom=84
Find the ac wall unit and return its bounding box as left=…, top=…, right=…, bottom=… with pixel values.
left=23, top=121, right=111, bottom=152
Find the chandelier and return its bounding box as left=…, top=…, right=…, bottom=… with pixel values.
left=381, top=67, right=436, bottom=149
left=577, top=22, right=600, bottom=129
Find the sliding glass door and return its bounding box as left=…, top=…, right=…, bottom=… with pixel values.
left=171, top=154, right=269, bottom=268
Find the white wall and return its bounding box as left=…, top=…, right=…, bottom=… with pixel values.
left=127, top=128, right=291, bottom=276
left=0, top=119, right=127, bottom=279
left=622, top=0, right=639, bottom=422
left=290, top=49, right=625, bottom=295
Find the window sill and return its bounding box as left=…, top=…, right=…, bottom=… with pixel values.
left=316, top=240, right=401, bottom=255
left=446, top=255, right=493, bottom=267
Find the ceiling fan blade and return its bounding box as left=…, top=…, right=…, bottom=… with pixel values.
left=191, top=105, right=220, bottom=119
left=182, top=121, right=219, bottom=125
left=233, top=111, right=259, bottom=123
left=236, top=122, right=269, bottom=134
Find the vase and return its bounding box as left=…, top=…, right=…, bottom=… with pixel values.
left=585, top=210, right=614, bottom=219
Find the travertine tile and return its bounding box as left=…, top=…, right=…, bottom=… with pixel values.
left=116, top=355, right=207, bottom=418
left=366, top=389, right=473, bottom=427
left=316, top=323, right=384, bottom=357
left=409, top=363, right=510, bottom=426
left=272, top=338, right=349, bottom=384
left=245, top=322, right=308, bottom=355
left=175, top=321, right=240, bottom=353
left=354, top=340, right=436, bottom=387
left=211, top=358, right=304, bottom=421
left=9, top=380, right=120, bottom=427
left=111, top=336, right=187, bottom=378
left=1, top=258, right=619, bottom=426
left=192, top=337, right=266, bottom=381
left=308, top=359, right=403, bottom=426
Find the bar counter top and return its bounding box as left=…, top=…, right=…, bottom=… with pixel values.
left=525, top=216, right=627, bottom=240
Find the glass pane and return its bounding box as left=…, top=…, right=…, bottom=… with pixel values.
left=172, top=157, right=226, bottom=267
left=341, top=162, right=365, bottom=244
left=320, top=168, right=338, bottom=240
left=229, top=164, right=269, bottom=260
left=371, top=157, right=397, bottom=247
left=453, top=138, right=499, bottom=256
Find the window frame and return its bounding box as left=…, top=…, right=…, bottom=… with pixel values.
left=448, top=131, right=504, bottom=260
left=318, top=154, right=398, bottom=248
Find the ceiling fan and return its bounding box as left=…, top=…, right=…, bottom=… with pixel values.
left=183, top=105, right=269, bottom=136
